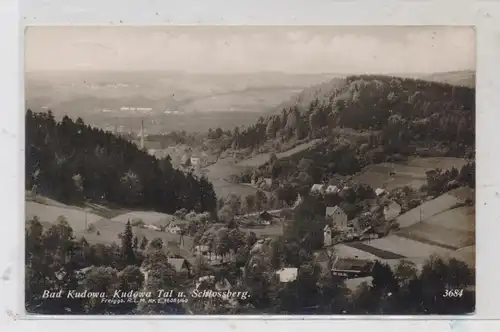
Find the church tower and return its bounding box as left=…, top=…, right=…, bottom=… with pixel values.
left=140, top=120, right=145, bottom=150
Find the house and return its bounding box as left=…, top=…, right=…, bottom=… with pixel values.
left=384, top=201, right=402, bottom=221
left=292, top=194, right=303, bottom=209
left=375, top=188, right=386, bottom=196
left=167, top=258, right=191, bottom=275
left=276, top=267, right=298, bottom=283
left=194, top=244, right=210, bottom=256
left=190, top=157, right=200, bottom=166
left=325, top=206, right=348, bottom=229
left=167, top=223, right=182, bottom=234
left=257, top=178, right=273, bottom=188
left=145, top=224, right=161, bottom=231
left=325, top=185, right=340, bottom=194
left=196, top=275, right=216, bottom=289
left=311, top=184, right=325, bottom=194
left=331, top=257, right=375, bottom=279
left=215, top=278, right=232, bottom=291
left=193, top=244, right=232, bottom=264
left=347, top=218, right=360, bottom=230
left=181, top=154, right=190, bottom=165
left=323, top=225, right=333, bottom=247
left=259, top=211, right=273, bottom=222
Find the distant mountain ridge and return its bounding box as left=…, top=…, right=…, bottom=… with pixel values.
left=25, top=71, right=342, bottom=117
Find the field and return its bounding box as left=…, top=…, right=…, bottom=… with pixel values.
left=76, top=218, right=194, bottom=251
left=26, top=201, right=105, bottom=233
left=448, top=245, right=475, bottom=267
left=426, top=206, right=475, bottom=232
left=396, top=187, right=472, bottom=228
left=203, top=158, right=260, bottom=199
left=111, top=211, right=175, bottom=226
left=353, top=157, right=469, bottom=191
left=203, top=139, right=323, bottom=198
left=26, top=195, right=195, bottom=252
left=355, top=235, right=454, bottom=259
left=396, top=222, right=474, bottom=250
left=236, top=139, right=322, bottom=168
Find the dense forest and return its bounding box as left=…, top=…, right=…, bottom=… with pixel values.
left=25, top=110, right=217, bottom=214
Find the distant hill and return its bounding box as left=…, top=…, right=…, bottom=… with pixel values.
left=25, top=70, right=341, bottom=117
left=418, top=70, right=475, bottom=88
left=272, top=70, right=475, bottom=116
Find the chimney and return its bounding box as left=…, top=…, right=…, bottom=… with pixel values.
left=140, top=120, right=145, bottom=150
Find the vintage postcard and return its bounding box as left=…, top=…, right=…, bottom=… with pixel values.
left=24, top=26, right=475, bottom=315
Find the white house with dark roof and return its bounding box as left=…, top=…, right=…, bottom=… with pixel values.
left=375, top=188, right=386, bottom=196
left=326, top=206, right=348, bottom=229
left=311, top=184, right=325, bottom=194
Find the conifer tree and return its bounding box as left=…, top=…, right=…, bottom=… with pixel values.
left=121, top=220, right=135, bottom=264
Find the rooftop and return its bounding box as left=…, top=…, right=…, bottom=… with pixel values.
left=167, top=258, right=189, bottom=272
left=332, top=257, right=374, bottom=272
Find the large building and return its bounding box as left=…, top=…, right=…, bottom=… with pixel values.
left=325, top=206, right=348, bottom=229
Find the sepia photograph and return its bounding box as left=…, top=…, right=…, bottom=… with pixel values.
left=24, top=26, right=475, bottom=315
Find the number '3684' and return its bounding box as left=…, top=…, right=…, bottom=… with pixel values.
left=443, top=289, right=464, bottom=298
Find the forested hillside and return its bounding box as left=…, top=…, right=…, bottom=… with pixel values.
left=232, top=75, right=474, bottom=150
left=227, top=75, right=474, bottom=184
left=25, top=110, right=217, bottom=213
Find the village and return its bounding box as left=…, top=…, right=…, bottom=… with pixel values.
left=116, top=179, right=408, bottom=289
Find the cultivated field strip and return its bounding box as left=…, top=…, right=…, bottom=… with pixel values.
left=353, top=235, right=454, bottom=259
left=111, top=211, right=175, bottom=225
left=396, top=222, right=474, bottom=250
left=236, top=139, right=322, bottom=168
left=396, top=192, right=464, bottom=228
left=78, top=218, right=195, bottom=250
left=353, top=157, right=470, bottom=192
left=26, top=201, right=104, bottom=233
left=425, top=206, right=475, bottom=232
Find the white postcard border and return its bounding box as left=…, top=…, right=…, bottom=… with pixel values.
left=1, top=0, right=500, bottom=330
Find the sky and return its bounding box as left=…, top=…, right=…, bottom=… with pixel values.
left=25, top=26, right=475, bottom=74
